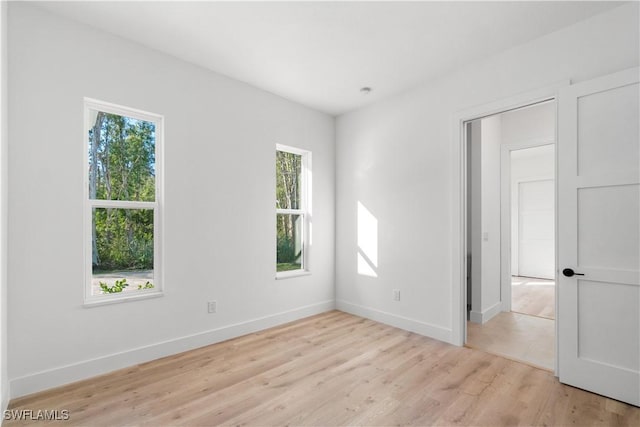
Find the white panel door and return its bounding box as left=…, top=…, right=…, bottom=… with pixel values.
left=558, top=67, right=639, bottom=406
left=518, top=179, right=555, bottom=279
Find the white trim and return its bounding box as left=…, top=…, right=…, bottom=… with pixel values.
left=336, top=300, right=452, bottom=344
left=276, top=208, right=304, bottom=215
left=469, top=301, right=502, bottom=324
left=450, top=80, right=568, bottom=347
left=499, top=139, right=555, bottom=312
left=84, top=98, right=163, bottom=126
left=275, top=143, right=308, bottom=157
left=83, top=99, right=164, bottom=305
left=83, top=290, right=163, bottom=308
left=275, top=270, right=311, bottom=280
left=88, top=200, right=156, bottom=210
left=10, top=300, right=336, bottom=398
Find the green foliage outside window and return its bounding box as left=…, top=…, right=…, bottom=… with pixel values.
left=98, top=278, right=154, bottom=294
left=99, top=278, right=129, bottom=294
left=89, top=112, right=155, bottom=273
left=276, top=151, right=303, bottom=271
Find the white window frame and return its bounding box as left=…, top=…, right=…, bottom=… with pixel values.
left=276, top=144, right=311, bottom=279
left=83, top=98, right=164, bottom=306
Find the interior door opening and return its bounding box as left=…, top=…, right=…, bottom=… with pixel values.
left=510, top=145, right=555, bottom=321
left=464, top=100, right=557, bottom=371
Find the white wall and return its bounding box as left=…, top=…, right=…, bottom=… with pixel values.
left=480, top=116, right=502, bottom=319
left=502, top=101, right=555, bottom=144
left=469, top=115, right=502, bottom=324
left=0, top=0, right=8, bottom=413
left=335, top=3, right=639, bottom=343
left=8, top=3, right=335, bottom=397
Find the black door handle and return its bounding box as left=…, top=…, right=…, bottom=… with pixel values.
left=563, top=268, right=584, bottom=277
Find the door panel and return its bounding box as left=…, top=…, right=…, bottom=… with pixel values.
left=577, top=83, right=639, bottom=176
left=578, top=184, right=640, bottom=270
left=578, top=280, right=639, bottom=372
left=558, top=67, right=640, bottom=406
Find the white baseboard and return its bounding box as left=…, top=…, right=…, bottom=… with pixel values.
left=10, top=300, right=335, bottom=398
left=469, top=310, right=483, bottom=324
left=469, top=301, right=502, bottom=324
left=336, top=300, right=452, bottom=344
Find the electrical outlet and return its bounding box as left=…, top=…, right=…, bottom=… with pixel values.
left=207, top=301, right=217, bottom=314
left=393, top=289, right=401, bottom=301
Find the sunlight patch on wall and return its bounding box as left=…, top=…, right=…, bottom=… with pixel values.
left=357, top=201, right=378, bottom=277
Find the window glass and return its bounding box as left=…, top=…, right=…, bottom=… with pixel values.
left=276, top=213, right=303, bottom=272
left=91, top=208, right=155, bottom=295
left=88, top=111, right=156, bottom=202
left=275, top=150, right=301, bottom=210
left=275, top=146, right=309, bottom=276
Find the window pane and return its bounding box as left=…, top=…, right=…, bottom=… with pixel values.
left=88, top=110, right=156, bottom=202
left=277, top=213, right=303, bottom=272
left=91, top=208, right=155, bottom=296
left=276, top=150, right=301, bottom=210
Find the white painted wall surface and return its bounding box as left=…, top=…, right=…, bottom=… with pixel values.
left=0, top=0, right=8, bottom=413
left=8, top=3, right=335, bottom=397
left=501, top=101, right=556, bottom=144
left=468, top=114, right=502, bottom=324
left=478, top=115, right=502, bottom=322
left=510, top=145, right=555, bottom=179
left=335, top=3, right=639, bottom=343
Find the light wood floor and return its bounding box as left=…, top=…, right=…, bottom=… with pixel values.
left=467, top=312, right=555, bottom=371
left=7, top=311, right=639, bottom=426
left=511, top=276, right=555, bottom=320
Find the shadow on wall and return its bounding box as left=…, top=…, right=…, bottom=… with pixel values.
left=357, top=201, right=378, bottom=278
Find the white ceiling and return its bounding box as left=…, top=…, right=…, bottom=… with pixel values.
left=34, top=1, right=623, bottom=116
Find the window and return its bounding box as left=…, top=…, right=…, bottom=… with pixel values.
left=84, top=99, right=163, bottom=304
left=276, top=145, right=310, bottom=277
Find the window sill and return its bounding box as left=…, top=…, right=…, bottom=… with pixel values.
left=276, top=270, right=311, bottom=280
left=84, top=291, right=163, bottom=308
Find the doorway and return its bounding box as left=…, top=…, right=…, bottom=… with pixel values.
left=464, top=101, right=556, bottom=371
left=510, top=144, right=555, bottom=321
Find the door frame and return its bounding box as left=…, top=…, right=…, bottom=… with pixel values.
left=450, top=81, right=568, bottom=376
left=500, top=140, right=555, bottom=312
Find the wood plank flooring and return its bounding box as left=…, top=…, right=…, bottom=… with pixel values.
left=467, top=312, right=554, bottom=371
left=511, top=276, right=555, bottom=320
left=6, top=311, right=639, bottom=426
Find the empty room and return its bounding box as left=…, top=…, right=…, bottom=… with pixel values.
left=0, top=1, right=639, bottom=426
